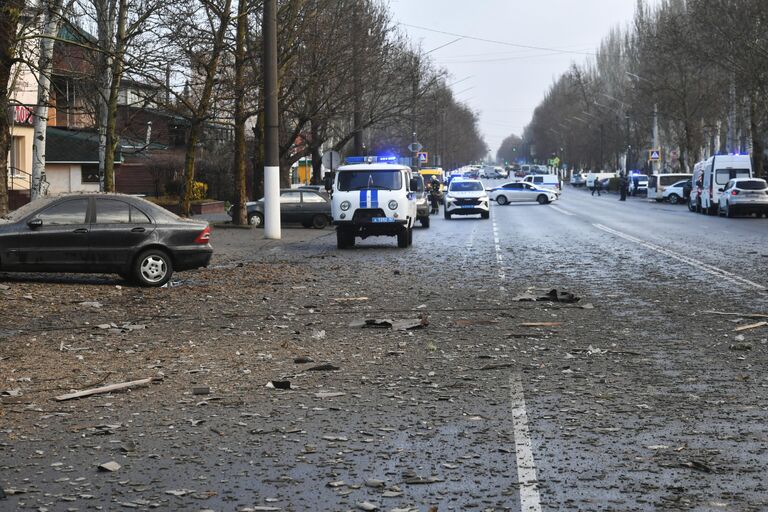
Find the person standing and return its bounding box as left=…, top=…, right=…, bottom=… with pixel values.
left=619, top=173, right=628, bottom=201
left=591, top=177, right=601, bottom=196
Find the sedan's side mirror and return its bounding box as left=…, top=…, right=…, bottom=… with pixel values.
left=28, top=218, right=43, bottom=228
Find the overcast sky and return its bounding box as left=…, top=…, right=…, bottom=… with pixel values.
left=388, top=0, right=653, bottom=157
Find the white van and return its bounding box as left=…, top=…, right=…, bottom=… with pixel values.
left=523, top=174, right=561, bottom=195
left=329, top=163, right=418, bottom=249
left=697, top=155, right=752, bottom=215
left=647, top=173, right=692, bottom=201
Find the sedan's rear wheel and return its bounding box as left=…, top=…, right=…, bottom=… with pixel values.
left=668, top=193, right=680, bottom=204
left=133, top=249, right=173, bottom=287
left=312, top=214, right=329, bottom=229
left=248, top=212, right=264, bottom=227
left=496, top=195, right=508, bottom=205
left=726, top=203, right=734, bottom=218
left=537, top=194, right=549, bottom=205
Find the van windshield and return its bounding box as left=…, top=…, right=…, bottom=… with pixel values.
left=337, top=170, right=402, bottom=191
left=716, top=168, right=750, bottom=185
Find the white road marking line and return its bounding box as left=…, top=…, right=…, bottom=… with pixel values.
left=510, top=374, right=543, bottom=512
left=493, top=217, right=541, bottom=511
left=549, top=205, right=575, bottom=216
left=594, top=223, right=766, bottom=291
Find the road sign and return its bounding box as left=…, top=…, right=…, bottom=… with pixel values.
left=417, top=152, right=428, bottom=163
left=322, top=150, right=341, bottom=170
left=408, top=142, right=423, bottom=153
left=648, top=149, right=661, bottom=161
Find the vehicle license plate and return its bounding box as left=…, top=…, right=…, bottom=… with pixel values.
left=371, top=217, right=394, bottom=223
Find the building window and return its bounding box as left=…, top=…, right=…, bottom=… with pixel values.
left=81, top=164, right=100, bottom=183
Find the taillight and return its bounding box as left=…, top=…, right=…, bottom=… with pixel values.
left=194, top=226, right=211, bottom=244
left=731, top=190, right=739, bottom=196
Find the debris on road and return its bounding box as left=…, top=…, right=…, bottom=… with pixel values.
left=357, top=501, right=379, bottom=511
left=306, top=363, right=340, bottom=371
left=511, top=288, right=580, bottom=303
left=350, top=316, right=428, bottom=330
left=97, top=461, right=121, bottom=472
left=314, top=391, right=346, bottom=399
left=334, top=297, right=369, bottom=302
left=54, top=377, right=158, bottom=401
left=293, top=356, right=315, bottom=364
left=518, top=322, right=562, bottom=328
left=266, top=380, right=291, bottom=390
left=734, top=321, right=768, bottom=332
left=192, top=386, right=211, bottom=395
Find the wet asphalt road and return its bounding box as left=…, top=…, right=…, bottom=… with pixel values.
left=2, top=185, right=768, bottom=511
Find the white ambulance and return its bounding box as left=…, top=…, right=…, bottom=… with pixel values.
left=328, top=163, right=418, bottom=249
left=697, top=154, right=752, bottom=215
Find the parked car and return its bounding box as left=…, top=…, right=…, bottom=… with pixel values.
left=487, top=182, right=557, bottom=205
left=232, top=189, right=332, bottom=228
left=570, top=173, right=587, bottom=187
left=627, top=174, right=649, bottom=196
left=411, top=174, right=430, bottom=228
left=661, top=179, right=691, bottom=204
left=717, top=178, right=768, bottom=217
left=0, top=193, right=212, bottom=287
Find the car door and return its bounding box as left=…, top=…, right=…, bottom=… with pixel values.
left=17, top=197, right=91, bottom=271
left=301, top=191, right=329, bottom=219
left=520, top=183, right=540, bottom=201
left=280, top=191, right=303, bottom=223
left=500, top=183, right=523, bottom=202
left=88, top=198, right=156, bottom=272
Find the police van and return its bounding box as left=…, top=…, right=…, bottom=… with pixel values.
left=327, top=162, right=418, bottom=249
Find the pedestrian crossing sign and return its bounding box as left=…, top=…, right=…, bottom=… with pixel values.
left=648, top=149, right=661, bottom=161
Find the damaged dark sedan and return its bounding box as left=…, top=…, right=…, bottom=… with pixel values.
left=0, top=194, right=213, bottom=287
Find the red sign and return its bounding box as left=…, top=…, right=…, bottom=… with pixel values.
left=12, top=106, right=34, bottom=125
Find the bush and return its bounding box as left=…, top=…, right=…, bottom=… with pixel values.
left=190, top=181, right=208, bottom=201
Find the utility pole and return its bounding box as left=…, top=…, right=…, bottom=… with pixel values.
left=652, top=103, right=659, bottom=175
left=599, top=123, right=604, bottom=171
left=263, top=0, right=281, bottom=239
left=624, top=113, right=631, bottom=174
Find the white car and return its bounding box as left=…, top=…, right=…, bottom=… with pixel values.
left=718, top=178, right=768, bottom=217
left=487, top=182, right=558, bottom=205
left=444, top=179, right=490, bottom=219
left=661, top=179, right=689, bottom=204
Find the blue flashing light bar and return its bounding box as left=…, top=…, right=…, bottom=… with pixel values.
left=345, top=155, right=400, bottom=164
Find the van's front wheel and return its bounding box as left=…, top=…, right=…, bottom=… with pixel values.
left=397, top=229, right=409, bottom=248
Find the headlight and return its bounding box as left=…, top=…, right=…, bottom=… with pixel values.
left=388, top=200, right=398, bottom=210
left=340, top=200, right=351, bottom=211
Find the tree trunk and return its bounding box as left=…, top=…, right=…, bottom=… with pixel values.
left=310, top=143, right=322, bottom=185
left=31, top=0, right=65, bottom=199
left=180, top=119, right=201, bottom=217
left=252, top=116, right=264, bottom=200
left=750, top=91, right=764, bottom=178
left=179, top=0, right=232, bottom=217
left=103, top=0, right=127, bottom=192
left=231, top=0, right=248, bottom=225
left=0, top=0, right=23, bottom=214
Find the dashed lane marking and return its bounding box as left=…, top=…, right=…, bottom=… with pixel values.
left=492, top=214, right=543, bottom=512
left=510, top=374, right=543, bottom=512
left=594, top=223, right=766, bottom=291
left=549, top=204, right=576, bottom=216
